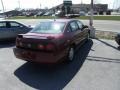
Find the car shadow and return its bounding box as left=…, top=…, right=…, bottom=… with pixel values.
left=0, top=40, right=15, bottom=48
left=14, top=39, right=93, bottom=90
left=118, top=46, right=120, bottom=50
left=87, top=56, right=120, bottom=63
left=96, top=39, right=120, bottom=51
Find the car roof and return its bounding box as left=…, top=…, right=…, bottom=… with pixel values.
left=0, top=20, right=17, bottom=23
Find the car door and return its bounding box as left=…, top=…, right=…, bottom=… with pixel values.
left=76, top=20, right=86, bottom=42
left=69, top=21, right=81, bottom=45
left=0, top=21, right=15, bottom=39
left=0, top=22, right=7, bottom=39
left=9, top=21, right=29, bottom=37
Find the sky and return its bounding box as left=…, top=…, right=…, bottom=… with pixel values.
left=0, top=0, right=119, bottom=12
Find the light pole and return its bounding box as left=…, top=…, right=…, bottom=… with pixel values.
left=89, top=0, right=95, bottom=38
left=1, top=0, right=5, bottom=18
left=18, top=0, right=21, bottom=10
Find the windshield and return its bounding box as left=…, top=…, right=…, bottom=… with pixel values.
left=30, top=22, right=65, bottom=34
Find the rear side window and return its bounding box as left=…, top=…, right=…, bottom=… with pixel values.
left=0, top=22, right=6, bottom=28
left=10, top=22, right=21, bottom=27
left=70, top=22, right=79, bottom=31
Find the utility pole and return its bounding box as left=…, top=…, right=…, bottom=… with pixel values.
left=81, top=0, right=83, bottom=4
left=1, top=0, right=5, bottom=18
left=18, top=0, right=21, bottom=10
left=40, top=3, right=41, bottom=9
left=89, top=0, right=95, bottom=38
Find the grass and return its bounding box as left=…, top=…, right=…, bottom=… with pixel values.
left=76, top=16, right=120, bottom=21
left=8, top=16, right=57, bottom=19
left=95, top=30, right=117, bottom=40
left=8, top=16, right=120, bottom=21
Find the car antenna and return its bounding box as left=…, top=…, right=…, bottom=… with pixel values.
left=53, top=9, right=56, bottom=21
left=53, top=14, right=56, bottom=21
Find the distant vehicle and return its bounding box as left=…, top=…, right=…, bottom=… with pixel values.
left=0, top=15, right=4, bottom=20
left=36, top=11, right=45, bottom=16
left=0, top=21, right=32, bottom=41
left=115, top=33, right=120, bottom=45
left=13, top=19, right=90, bottom=64
left=79, top=11, right=86, bottom=16
left=55, top=10, right=62, bottom=16
left=43, top=11, right=53, bottom=16
left=66, top=14, right=80, bottom=18
left=26, top=12, right=35, bottom=17
left=87, top=11, right=98, bottom=15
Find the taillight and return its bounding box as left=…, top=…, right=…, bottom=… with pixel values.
left=16, top=37, right=21, bottom=47
left=38, top=44, right=45, bottom=50
left=18, top=35, right=23, bottom=38
left=19, top=42, right=23, bottom=46
left=46, top=44, right=55, bottom=51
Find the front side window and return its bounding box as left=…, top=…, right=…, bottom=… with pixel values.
left=31, top=22, right=65, bottom=34
left=10, top=22, right=20, bottom=27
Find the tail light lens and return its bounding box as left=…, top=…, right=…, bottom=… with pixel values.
left=38, top=44, right=45, bottom=50
left=16, top=35, right=23, bottom=47
left=18, top=35, right=23, bottom=38
left=16, top=38, right=21, bottom=47
left=46, top=44, right=55, bottom=51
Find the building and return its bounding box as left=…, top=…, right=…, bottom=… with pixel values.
left=50, top=4, right=108, bottom=15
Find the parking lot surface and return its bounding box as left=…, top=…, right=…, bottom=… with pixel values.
left=0, top=39, right=120, bottom=90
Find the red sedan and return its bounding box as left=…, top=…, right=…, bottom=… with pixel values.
left=13, top=19, right=89, bottom=63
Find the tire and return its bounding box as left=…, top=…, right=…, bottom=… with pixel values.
left=67, top=47, right=75, bottom=62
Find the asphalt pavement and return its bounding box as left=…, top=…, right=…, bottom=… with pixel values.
left=0, top=39, right=120, bottom=90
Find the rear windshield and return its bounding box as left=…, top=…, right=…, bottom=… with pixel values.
left=30, top=22, right=65, bottom=34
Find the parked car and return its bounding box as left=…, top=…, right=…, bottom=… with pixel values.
left=79, top=11, right=86, bottom=16
left=0, top=21, right=32, bottom=41
left=13, top=19, right=89, bottom=64
left=26, top=13, right=35, bottom=17
left=66, top=14, right=80, bottom=18
left=36, top=11, right=45, bottom=16
left=115, top=33, right=120, bottom=45
left=43, top=11, right=53, bottom=16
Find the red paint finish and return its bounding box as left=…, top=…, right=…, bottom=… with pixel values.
left=13, top=19, right=89, bottom=64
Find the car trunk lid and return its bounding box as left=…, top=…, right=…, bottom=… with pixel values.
left=16, top=33, right=63, bottom=52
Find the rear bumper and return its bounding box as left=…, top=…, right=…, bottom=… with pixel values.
left=13, top=48, right=67, bottom=63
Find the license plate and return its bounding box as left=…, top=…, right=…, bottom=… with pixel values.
left=22, top=51, right=36, bottom=59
